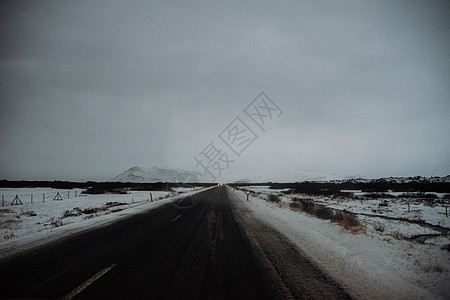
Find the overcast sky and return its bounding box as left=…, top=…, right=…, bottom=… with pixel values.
left=1, top=0, right=449, bottom=181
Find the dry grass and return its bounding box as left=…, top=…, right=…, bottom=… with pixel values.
left=337, top=216, right=365, bottom=233
left=267, top=193, right=281, bottom=203
left=277, top=202, right=288, bottom=208
left=1, top=218, right=21, bottom=230
left=422, top=265, right=443, bottom=273
left=289, top=201, right=302, bottom=212
left=289, top=198, right=363, bottom=233
left=372, top=222, right=385, bottom=232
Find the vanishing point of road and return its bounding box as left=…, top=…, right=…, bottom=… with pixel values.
left=0, top=186, right=350, bottom=299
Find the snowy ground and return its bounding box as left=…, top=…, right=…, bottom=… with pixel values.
left=246, top=186, right=450, bottom=246
left=0, top=186, right=210, bottom=259
left=234, top=186, right=450, bottom=299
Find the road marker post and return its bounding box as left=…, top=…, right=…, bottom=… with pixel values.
left=247, top=191, right=249, bottom=201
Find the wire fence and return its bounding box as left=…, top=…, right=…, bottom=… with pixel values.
left=1, top=189, right=86, bottom=207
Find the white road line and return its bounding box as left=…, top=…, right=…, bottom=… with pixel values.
left=62, top=264, right=117, bottom=300
left=171, top=214, right=182, bottom=222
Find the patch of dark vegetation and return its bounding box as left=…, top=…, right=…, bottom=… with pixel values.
left=83, top=182, right=214, bottom=194
left=398, top=192, right=438, bottom=199
left=390, top=230, right=404, bottom=240
left=105, top=202, right=127, bottom=207
left=267, top=194, right=281, bottom=203
left=333, top=191, right=355, bottom=198
left=0, top=180, right=93, bottom=189
left=363, top=192, right=392, bottom=199
left=289, top=197, right=361, bottom=231
left=378, top=200, right=389, bottom=207
left=45, top=217, right=63, bottom=228
left=237, top=178, right=450, bottom=194
left=62, top=202, right=129, bottom=218
left=0, top=180, right=215, bottom=194
left=441, top=244, right=450, bottom=251
left=62, top=209, right=82, bottom=218
left=82, top=207, right=104, bottom=214
left=21, top=210, right=37, bottom=217
left=372, top=222, right=385, bottom=232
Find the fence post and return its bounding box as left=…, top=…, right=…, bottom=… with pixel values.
left=408, top=202, right=410, bottom=212
left=446, top=206, right=448, bottom=217
left=2, top=195, right=4, bottom=207
left=31, top=194, right=33, bottom=204
left=150, top=193, right=153, bottom=202
left=75, top=190, right=77, bottom=197
left=68, top=191, right=70, bottom=199
left=43, top=193, right=45, bottom=202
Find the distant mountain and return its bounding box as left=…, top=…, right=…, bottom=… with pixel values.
left=110, top=166, right=450, bottom=184
left=110, top=166, right=201, bottom=183
left=226, top=169, right=348, bottom=183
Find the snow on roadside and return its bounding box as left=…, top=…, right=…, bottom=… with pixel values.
left=230, top=186, right=450, bottom=300
left=0, top=186, right=211, bottom=260
left=246, top=186, right=450, bottom=247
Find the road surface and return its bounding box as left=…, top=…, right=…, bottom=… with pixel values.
left=0, top=186, right=350, bottom=299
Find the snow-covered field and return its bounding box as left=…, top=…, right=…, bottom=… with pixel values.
left=0, top=186, right=209, bottom=259
left=234, top=186, right=450, bottom=299
left=246, top=186, right=450, bottom=245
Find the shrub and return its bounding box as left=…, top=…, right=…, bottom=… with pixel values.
left=390, top=230, right=404, bottom=239
left=48, top=217, right=63, bottom=228
left=267, top=194, right=281, bottom=203
left=399, top=192, right=438, bottom=199
left=338, top=213, right=361, bottom=231
left=3, top=232, right=15, bottom=240
left=63, top=210, right=77, bottom=218
left=363, top=192, right=391, bottom=199
left=440, top=244, right=450, bottom=251
left=82, top=207, right=102, bottom=214
left=22, top=210, right=37, bottom=217
left=334, top=191, right=354, bottom=198
left=372, top=222, right=385, bottom=232
left=105, top=202, right=127, bottom=207
left=378, top=200, right=389, bottom=207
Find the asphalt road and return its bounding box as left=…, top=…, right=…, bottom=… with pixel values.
left=0, top=186, right=350, bottom=299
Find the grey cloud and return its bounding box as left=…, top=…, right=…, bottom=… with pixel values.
left=0, top=0, right=448, bottom=181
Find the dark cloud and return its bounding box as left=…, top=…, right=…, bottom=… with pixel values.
left=1, top=0, right=449, bottom=181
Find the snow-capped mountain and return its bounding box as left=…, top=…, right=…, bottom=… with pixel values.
left=110, top=166, right=201, bottom=183
left=220, top=168, right=350, bottom=183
